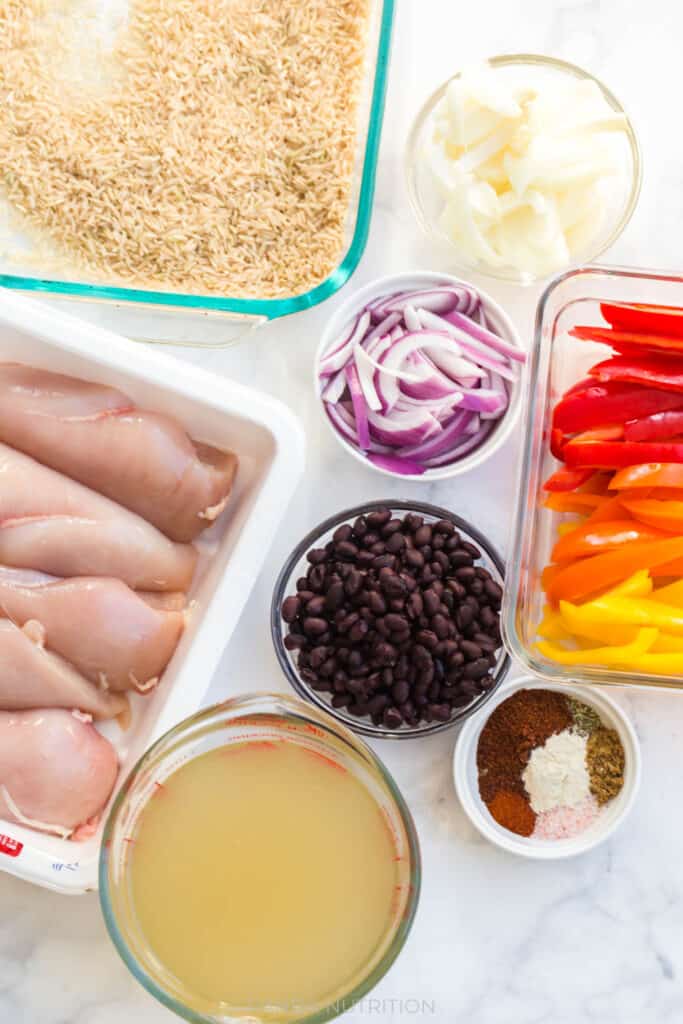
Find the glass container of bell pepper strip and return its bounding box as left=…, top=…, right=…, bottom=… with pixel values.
left=504, top=264, right=683, bottom=691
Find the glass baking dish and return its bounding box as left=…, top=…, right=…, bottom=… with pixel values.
left=504, top=264, right=683, bottom=691
left=0, top=0, right=394, bottom=346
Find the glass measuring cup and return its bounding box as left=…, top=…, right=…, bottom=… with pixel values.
left=99, top=692, right=421, bottom=1024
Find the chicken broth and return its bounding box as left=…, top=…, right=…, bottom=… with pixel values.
left=123, top=740, right=402, bottom=1017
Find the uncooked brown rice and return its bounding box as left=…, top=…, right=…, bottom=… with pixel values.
left=0, top=0, right=371, bottom=298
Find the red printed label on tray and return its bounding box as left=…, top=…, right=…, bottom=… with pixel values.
left=0, top=834, right=23, bottom=858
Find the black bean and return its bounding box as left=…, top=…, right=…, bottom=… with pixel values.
left=284, top=632, right=306, bottom=651
left=432, top=534, right=445, bottom=551
left=331, top=694, right=352, bottom=708
left=456, top=604, right=474, bottom=629
left=460, top=640, right=483, bottom=661
left=368, top=591, right=387, bottom=615
left=462, top=541, right=482, bottom=559
left=348, top=620, right=369, bottom=645
left=485, top=579, right=503, bottom=605
left=281, top=596, right=300, bottom=623
left=307, top=548, right=327, bottom=565
left=424, top=589, right=440, bottom=616
left=296, top=577, right=309, bottom=592
left=383, top=706, right=403, bottom=729
left=373, top=554, right=397, bottom=571
left=416, top=629, right=438, bottom=650
left=469, top=578, right=484, bottom=596
left=348, top=702, right=370, bottom=717
left=386, top=532, right=406, bottom=554
left=333, top=524, right=353, bottom=544
left=430, top=703, right=451, bottom=721
left=344, top=569, right=362, bottom=596
left=405, top=513, right=424, bottom=532
left=303, top=617, right=328, bottom=637
left=308, top=565, right=326, bottom=591
left=357, top=550, right=375, bottom=567
left=392, top=679, right=410, bottom=704
left=353, top=516, right=368, bottom=538
left=479, top=606, right=497, bottom=629
left=337, top=540, right=359, bottom=561
left=414, top=525, right=432, bottom=546
left=463, top=657, right=490, bottom=680
left=367, top=694, right=390, bottom=717
left=319, top=658, right=336, bottom=677
left=454, top=566, right=477, bottom=583
left=385, top=613, right=408, bottom=632
left=374, top=641, right=398, bottom=665
left=366, top=507, right=391, bottom=527
left=432, top=613, right=449, bottom=640
left=404, top=548, right=424, bottom=570
left=337, top=611, right=359, bottom=634
left=305, top=595, right=325, bottom=616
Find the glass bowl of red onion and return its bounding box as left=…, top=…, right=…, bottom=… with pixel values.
left=314, top=271, right=526, bottom=479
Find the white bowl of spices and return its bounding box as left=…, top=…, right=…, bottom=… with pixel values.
left=453, top=676, right=640, bottom=859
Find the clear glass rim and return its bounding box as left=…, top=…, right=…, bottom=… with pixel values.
left=404, top=52, right=644, bottom=286
left=0, top=0, right=395, bottom=321
left=502, top=261, right=683, bottom=690
left=271, top=500, right=511, bottom=739
left=99, top=691, right=422, bottom=1024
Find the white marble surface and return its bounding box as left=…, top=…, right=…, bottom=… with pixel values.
left=3, top=1, right=683, bottom=1021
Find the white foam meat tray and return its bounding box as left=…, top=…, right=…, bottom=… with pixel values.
left=0, top=288, right=305, bottom=893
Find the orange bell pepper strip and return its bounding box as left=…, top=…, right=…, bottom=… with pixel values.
left=543, top=491, right=606, bottom=513
left=652, top=557, right=683, bottom=577
left=587, top=495, right=633, bottom=523
left=551, top=519, right=671, bottom=563
left=545, top=536, right=683, bottom=605
left=622, top=499, right=683, bottom=534
left=610, top=463, right=683, bottom=490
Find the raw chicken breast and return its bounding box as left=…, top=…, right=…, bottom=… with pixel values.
left=0, top=709, right=118, bottom=838
left=0, top=444, right=197, bottom=590
left=0, top=568, right=184, bottom=691
left=0, top=364, right=238, bottom=542
left=0, top=619, right=127, bottom=719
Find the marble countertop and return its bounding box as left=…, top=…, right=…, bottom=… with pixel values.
left=3, top=1, right=683, bottom=1022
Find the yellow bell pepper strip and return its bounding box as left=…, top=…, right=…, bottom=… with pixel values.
left=545, top=536, right=683, bottom=605
left=536, top=628, right=658, bottom=666
left=606, top=569, right=653, bottom=599
left=551, top=519, right=671, bottom=563
left=651, top=634, right=683, bottom=653
left=538, top=607, right=571, bottom=641
left=622, top=499, right=683, bottom=534
left=652, top=578, right=683, bottom=606
left=560, top=594, right=683, bottom=635
left=556, top=571, right=654, bottom=646
left=610, top=462, right=683, bottom=491
left=624, top=652, right=683, bottom=674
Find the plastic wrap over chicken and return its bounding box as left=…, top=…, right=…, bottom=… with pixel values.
left=0, top=363, right=239, bottom=839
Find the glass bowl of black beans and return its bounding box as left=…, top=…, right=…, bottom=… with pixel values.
left=271, top=501, right=510, bottom=739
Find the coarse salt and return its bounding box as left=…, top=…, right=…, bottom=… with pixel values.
left=532, top=794, right=600, bottom=841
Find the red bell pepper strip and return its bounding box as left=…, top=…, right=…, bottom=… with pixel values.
left=553, top=382, right=683, bottom=433
left=589, top=355, right=683, bottom=393
left=550, top=428, right=567, bottom=460
left=565, top=440, right=683, bottom=469
left=571, top=325, right=683, bottom=354
left=601, top=303, right=683, bottom=339
left=546, top=536, right=683, bottom=604
left=543, top=466, right=594, bottom=492
left=610, top=463, right=683, bottom=491
left=624, top=410, right=683, bottom=442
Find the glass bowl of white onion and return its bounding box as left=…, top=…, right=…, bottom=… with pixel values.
left=405, top=54, right=642, bottom=285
